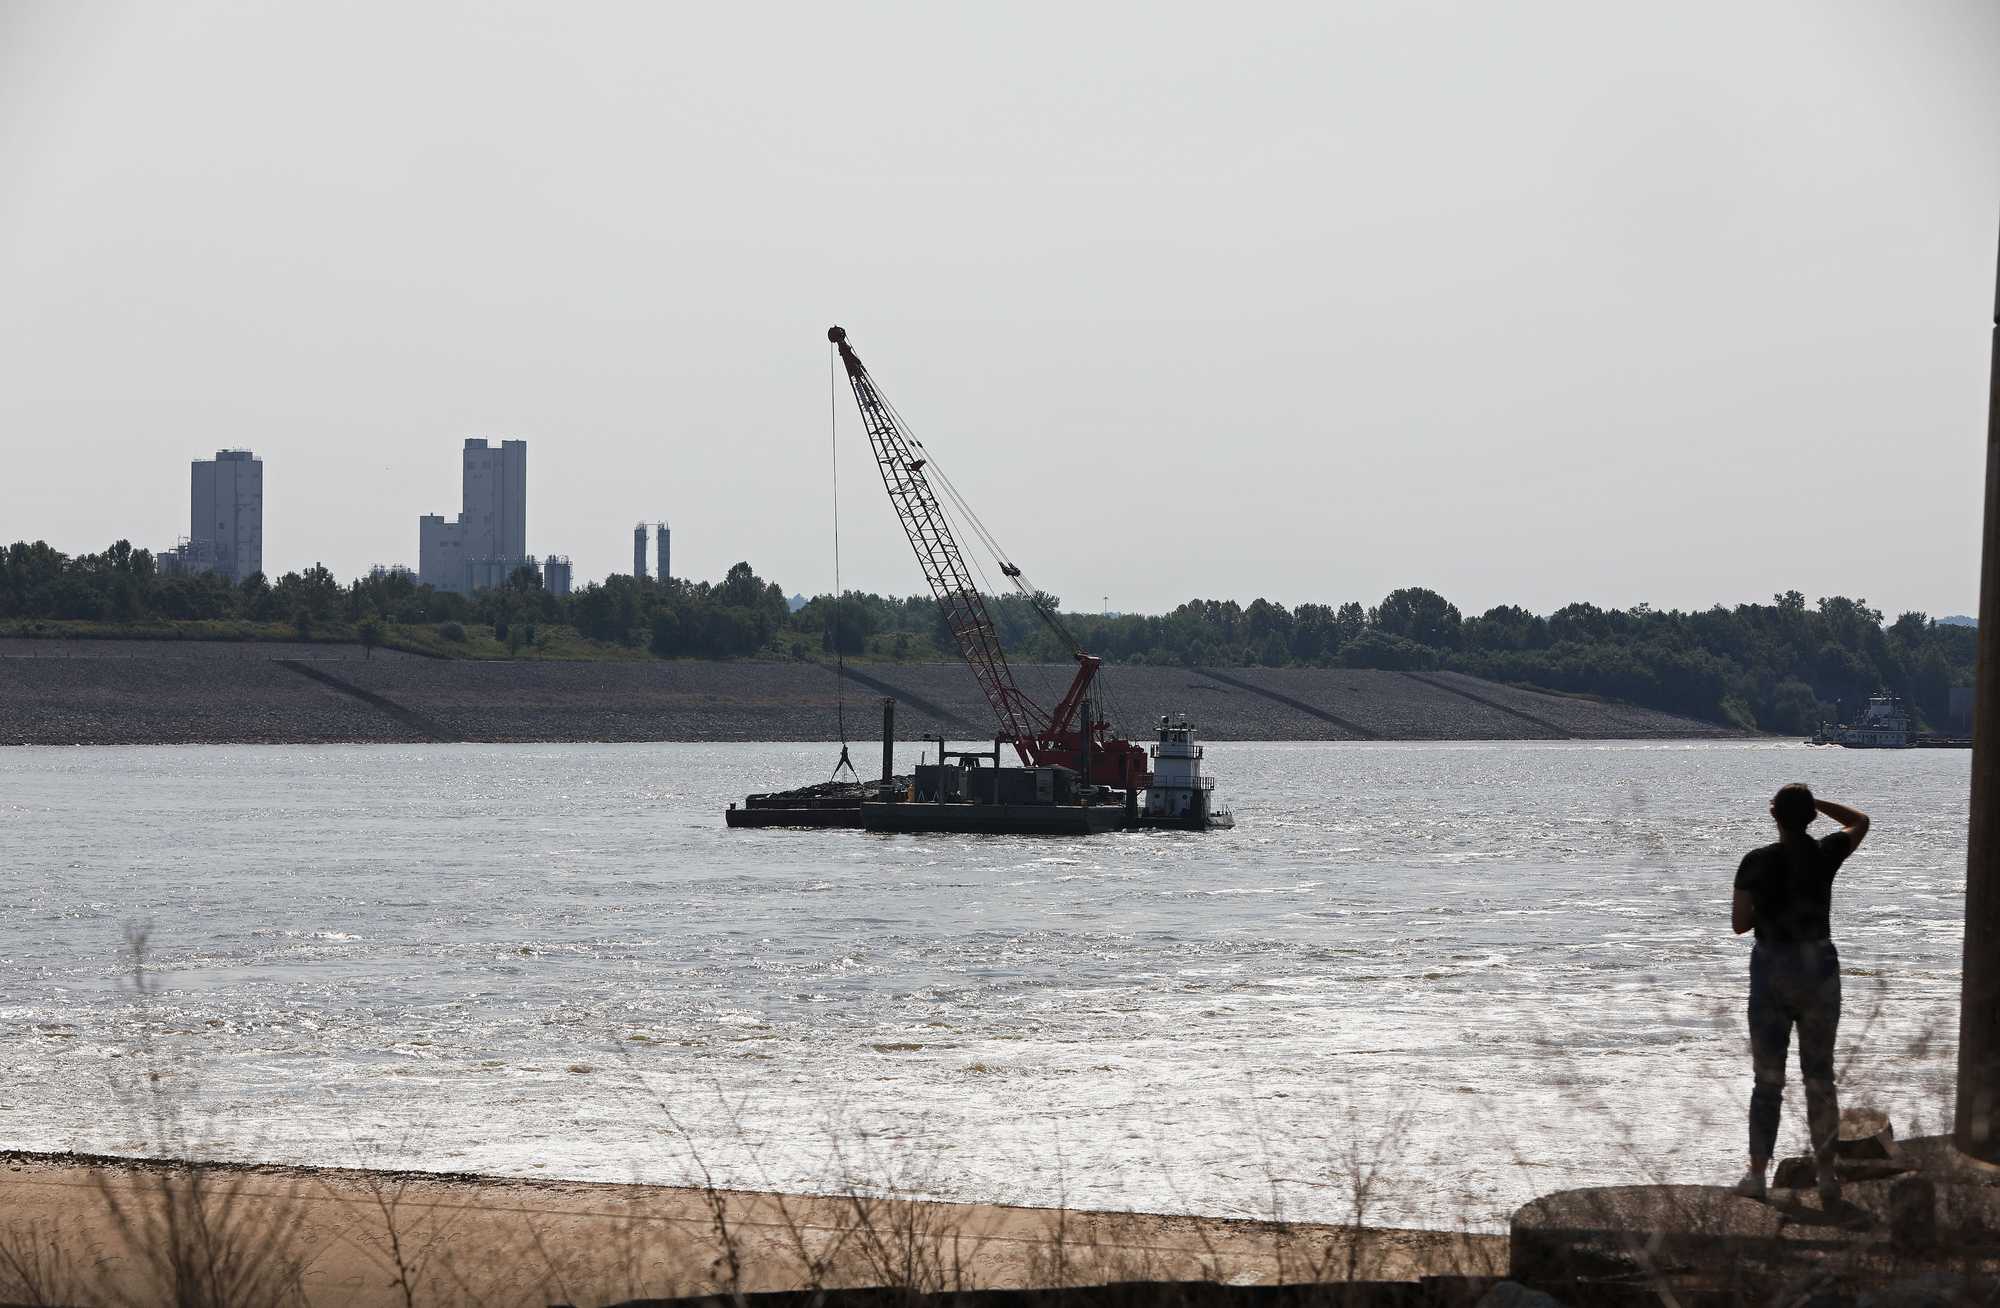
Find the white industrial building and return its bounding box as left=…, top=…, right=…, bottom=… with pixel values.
left=183, top=450, right=263, bottom=583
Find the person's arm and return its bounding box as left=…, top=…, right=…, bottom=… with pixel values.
left=1733, top=851, right=1757, bottom=934
left=1817, top=797, right=1870, bottom=853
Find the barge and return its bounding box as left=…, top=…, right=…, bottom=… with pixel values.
left=727, top=708, right=1232, bottom=835
left=725, top=325, right=1236, bottom=834
left=725, top=778, right=901, bottom=828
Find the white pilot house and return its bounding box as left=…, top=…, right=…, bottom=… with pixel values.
left=1144, top=717, right=1231, bottom=829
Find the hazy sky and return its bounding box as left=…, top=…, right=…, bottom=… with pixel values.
left=3, top=2, right=1995, bottom=618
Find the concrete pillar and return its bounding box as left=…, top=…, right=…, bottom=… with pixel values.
left=1957, top=229, right=2000, bottom=1162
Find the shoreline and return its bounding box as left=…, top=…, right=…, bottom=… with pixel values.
left=0, top=1149, right=1505, bottom=1305
left=0, top=639, right=1739, bottom=748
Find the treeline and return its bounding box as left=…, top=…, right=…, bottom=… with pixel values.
left=786, top=583, right=1976, bottom=732
left=0, top=539, right=791, bottom=659
left=0, top=539, right=1977, bottom=732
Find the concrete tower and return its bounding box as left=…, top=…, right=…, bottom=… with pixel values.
left=460, top=438, right=526, bottom=560
left=190, top=449, right=263, bottom=583
left=418, top=438, right=528, bottom=594
left=656, top=522, right=670, bottom=583
left=633, top=524, right=648, bottom=579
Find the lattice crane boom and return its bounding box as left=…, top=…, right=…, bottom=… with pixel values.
left=827, top=325, right=1150, bottom=790
left=830, top=326, right=1045, bottom=761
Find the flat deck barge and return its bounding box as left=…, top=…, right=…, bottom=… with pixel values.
left=860, top=798, right=1128, bottom=834
left=724, top=709, right=1232, bottom=834
left=725, top=778, right=888, bottom=828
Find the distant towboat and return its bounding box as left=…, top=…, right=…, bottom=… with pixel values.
left=1811, top=694, right=1913, bottom=749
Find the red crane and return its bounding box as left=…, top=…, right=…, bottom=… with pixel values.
left=828, top=325, right=1150, bottom=792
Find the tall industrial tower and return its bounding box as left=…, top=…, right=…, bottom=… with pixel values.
left=460, top=438, right=527, bottom=561
left=631, top=521, right=670, bottom=580
left=418, top=438, right=528, bottom=593
left=190, top=449, right=263, bottom=583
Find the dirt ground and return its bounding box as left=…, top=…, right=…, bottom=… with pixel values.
left=0, top=1150, right=1506, bottom=1307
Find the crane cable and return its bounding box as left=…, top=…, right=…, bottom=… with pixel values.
left=871, top=387, right=1122, bottom=737
left=872, top=387, right=1066, bottom=713
left=829, top=344, right=856, bottom=781
left=882, top=389, right=1082, bottom=656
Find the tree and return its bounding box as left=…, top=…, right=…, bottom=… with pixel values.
left=1372, top=587, right=1462, bottom=649
left=1547, top=602, right=1611, bottom=645
left=1334, top=602, right=1367, bottom=648
left=649, top=610, right=682, bottom=657
left=274, top=564, right=342, bottom=622
left=717, top=562, right=763, bottom=609
left=237, top=571, right=280, bottom=622
left=798, top=594, right=875, bottom=655
left=1912, top=646, right=1954, bottom=727
left=1291, top=603, right=1336, bottom=662
left=1767, top=679, right=1825, bottom=734
left=1890, top=611, right=1930, bottom=644
left=1465, top=605, right=1546, bottom=652
left=1244, top=598, right=1293, bottom=648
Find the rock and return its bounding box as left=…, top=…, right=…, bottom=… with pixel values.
left=1772, top=1109, right=1897, bottom=1186
left=1887, top=1176, right=1937, bottom=1254
left=1511, top=1185, right=1783, bottom=1285
left=1476, top=1283, right=1568, bottom=1308
left=1857, top=1272, right=1983, bottom=1308
left=1774, top=1155, right=1820, bottom=1189
left=1838, top=1107, right=1898, bottom=1161
left=1838, top=1158, right=1919, bottom=1182
left=1773, top=1155, right=1916, bottom=1186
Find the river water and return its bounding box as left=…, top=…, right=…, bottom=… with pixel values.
left=0, top=740, right=1970, bottom=1231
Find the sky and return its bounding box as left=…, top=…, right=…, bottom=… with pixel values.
left=1, top=1, right=1995, bottom=619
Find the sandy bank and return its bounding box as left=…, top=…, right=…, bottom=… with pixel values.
left=0, top=1151, right=1503, bottom=1307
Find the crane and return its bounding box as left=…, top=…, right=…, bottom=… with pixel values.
left=827, top=325, right=1150, bottom=792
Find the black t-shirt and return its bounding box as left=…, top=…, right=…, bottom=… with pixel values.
left=1735, top=830, right=1853, bottom=944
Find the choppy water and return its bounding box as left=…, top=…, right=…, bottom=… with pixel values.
left=0, top=740, right=1970, bottom=1231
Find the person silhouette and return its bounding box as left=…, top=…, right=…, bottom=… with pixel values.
left=1730, top=782, right=1869, bottom=1205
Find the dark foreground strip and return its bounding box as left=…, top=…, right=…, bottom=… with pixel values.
left=825, top=663, right=988, bottom=738
left=594, top=1279, right=1499, bottom=1308
left=1194, top=668, right=1380, bottom=740
left=276, top=660, right=461, bottom=742
left=1399, top=672, right=1571, bottom=739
